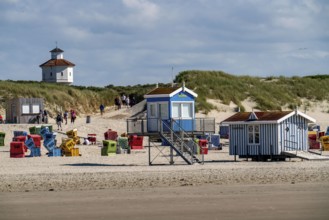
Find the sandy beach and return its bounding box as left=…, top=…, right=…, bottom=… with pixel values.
left=1, top=103, right=329, bottom=219
left=1, top=183, right=329, bottom=220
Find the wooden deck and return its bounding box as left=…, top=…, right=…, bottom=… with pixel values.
left=282, top=150, right=329, bottom=160
left=126, top=118, right=216, bottom=135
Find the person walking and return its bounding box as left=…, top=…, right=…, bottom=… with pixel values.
left=56, top=113, right=63, bottom=131
left=43, top=109, right=48, bottom=123
left=121, top=94, right=126, bottom=106
left=63, top=110, right=68, bottom=125
left=100, top=104, right=105, bottom=116
left=115, top=96, right=122, bottom=110
left=130, top=96, right=136, bottom=107
left=36, top=113, right=40, bottom=124
left=114, top=97, right=119, bottom=110
left=70, top=110, right=76, bottom=124
left=41, top=109, right=45, bottom=123
left=125, top=96, right=130, bottom=108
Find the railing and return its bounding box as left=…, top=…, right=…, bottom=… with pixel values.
left=160, top=119, right=203, bottom=164
left=283, top=140, right=299, bottom=155
left=194, top=118, right=216, bottom=134
left=126, top=118, right=148, bottom=134
left=126, top=117, right=215, bottom=135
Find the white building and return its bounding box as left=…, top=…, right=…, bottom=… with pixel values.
left=39, top=47, right=75, bottom=84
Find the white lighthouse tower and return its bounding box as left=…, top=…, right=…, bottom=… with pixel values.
left=39, top=47, right=75, bottom=84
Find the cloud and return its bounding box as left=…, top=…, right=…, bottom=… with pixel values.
left=0, top=0, right=328, bottom=86
left=122, top=0, right=159, bottom=19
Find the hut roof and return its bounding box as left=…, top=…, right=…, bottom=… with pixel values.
left=144, top=86, right=198, bottom=98
left=222, top=110, right=316, bottom=124
left=146, top=87, right=177, bottom=95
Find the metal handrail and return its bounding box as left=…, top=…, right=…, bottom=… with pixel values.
left=159, top=121, right=192, bottom=164
left=284, top=140, right=299, bottom=155
left=160, top=119, right=202, bottom=164
left=126, top=117, right=215, bottom=134
left=171, top=119, right=204, bottom=163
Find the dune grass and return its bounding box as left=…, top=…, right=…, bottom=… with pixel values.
left=0, top=80, right=117, bottom=115
left=174, top=71, right=329, bottom=113
left=1, top=71, right=329, bottom=116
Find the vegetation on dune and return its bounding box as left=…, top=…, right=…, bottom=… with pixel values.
left=0, top=81, right=117, bottom=116
left=1, top=71, right=329, bottom=116
left=174, top=71, right=329, bottom=113
left=105, top=83, right=172, bottom=103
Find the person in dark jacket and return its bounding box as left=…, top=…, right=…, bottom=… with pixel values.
left=56, top=113, right=63, bottom=131
left=100, top=104, right=105, bottom=116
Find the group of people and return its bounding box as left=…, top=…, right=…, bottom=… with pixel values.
left=32, top=94, right=137, bottom=130
left=114, top=94, right=136, bottom=110
left=55, top=109, right=77, bottom=130
left=36, top=109, right=48, bottom=124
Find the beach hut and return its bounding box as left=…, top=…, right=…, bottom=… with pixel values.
left=126, top=84, right=215, bottom=165
left=143, top=84, right=198, bottom=133
left=221, top=110, right=316, bottom=160
left=6, top=98, right=44, bottom=124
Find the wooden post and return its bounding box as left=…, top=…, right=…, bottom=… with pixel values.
left=234, top=145, right=237, bottom=162
left=181, top=130, right=184, bottom=152
left=170, top=119, right=174, bottom=165
left=141, top=119, right=144, bottom=133
left=247, top=145, right=249, bottom=162
left=148, top=136, right=151, bottom=165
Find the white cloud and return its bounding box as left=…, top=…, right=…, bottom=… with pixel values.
left=122, top=0, right=160, bottom=25
left=0, top=0, right=328, bottom=86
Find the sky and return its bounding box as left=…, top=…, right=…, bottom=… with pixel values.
left=0, top=0, right=328, bottom=86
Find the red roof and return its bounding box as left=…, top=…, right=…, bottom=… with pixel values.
left=222, top=111, right=293, bottom=122
left=146, top=87, right=178, bottom=95
left=39, top=59, right=75, bottom=67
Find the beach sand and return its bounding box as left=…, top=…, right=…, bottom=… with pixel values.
left=1, top=102, right=329, bottom=219
left=1, top=183, right=329, bottom=220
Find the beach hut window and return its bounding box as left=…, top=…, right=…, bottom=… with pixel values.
left=159, top=103, right=168, bottom=119
left=32, top=105, right=40, bottom=114
left=248, top=125, right=260, bottom=144
left=172, top=103, right=192, bottom=118
left=172, top=103, right=180, bottom=118
left=22, top=105, right=30, bottom=114
left=182, top=103, right=192, bottom=118
left=149, top=103, right=157, bottom=118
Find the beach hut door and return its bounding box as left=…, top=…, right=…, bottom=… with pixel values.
left=157, top=103, right=169, bottom=130
left=148, top=102, right=169, bottom=132
left=11, top=104, right=17, bottom=123
left=283, top=122, right=300, bottom=151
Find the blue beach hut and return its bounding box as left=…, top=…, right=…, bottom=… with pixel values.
left=144, top=84, right=198, bottom=133
left=126, top=85, right=215, bottom=165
